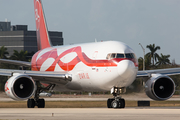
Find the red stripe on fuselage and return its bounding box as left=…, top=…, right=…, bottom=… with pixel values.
left=31, top=46, right=137, bottom=71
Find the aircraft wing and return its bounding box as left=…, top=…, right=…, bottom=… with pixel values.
left=0, top=59, right=31, bottom=67
left=137, top=67, right=180, bottom=77
left=0, top=59, right=71, bottom=84
left=0, top=69, right=72, bottom=85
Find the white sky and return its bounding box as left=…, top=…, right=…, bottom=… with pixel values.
left=1, top=0, right=180, bottom=63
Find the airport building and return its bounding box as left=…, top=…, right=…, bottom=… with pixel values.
left=0, top=21, right=63, bottom=57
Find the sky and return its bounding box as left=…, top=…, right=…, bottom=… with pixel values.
left=0, top=0, right=180, bottom=63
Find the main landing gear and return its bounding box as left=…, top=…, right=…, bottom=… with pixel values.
left=27, top=82, right=55, bottom=108
left=107, top=87, right=126, bottom=108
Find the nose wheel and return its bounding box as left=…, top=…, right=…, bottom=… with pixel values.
left=107, top=87, right=126, bottom=109
left=107, top=98, right=125, bottom=108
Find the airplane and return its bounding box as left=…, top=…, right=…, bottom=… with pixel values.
left=0, top=0, right=180, bottom=109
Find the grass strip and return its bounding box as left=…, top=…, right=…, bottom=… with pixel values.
left=0, top=101, right=180, bottom=108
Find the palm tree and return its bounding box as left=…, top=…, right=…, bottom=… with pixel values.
left=0, top=46, right=9, bottom=59
left=138, top=54, right=152, bottom=70
left=145, top=54, right=152, bottom=70
left=146, top=44, right=160, bottom=66
left=156, top=53, right=171, bottom=66
left=138, top=57, right=143, bottom=70
left=10, top=50, right=28, bottom=61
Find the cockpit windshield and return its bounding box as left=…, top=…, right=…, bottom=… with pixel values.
left=117, top=54, right=125, bottom=58
left=106, top=53, right=135, bottom=59
left=125, top=53, right=135, bottom=59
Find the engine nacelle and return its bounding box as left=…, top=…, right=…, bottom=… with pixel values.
left=145, top=74, right=175, bottom=101
left=5, top=73, right=36, bottom=100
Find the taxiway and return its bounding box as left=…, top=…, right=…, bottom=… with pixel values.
left=0, top=108, right=180, bottom=120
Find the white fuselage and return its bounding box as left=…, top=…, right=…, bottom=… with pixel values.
left=32, top=41, right=138, bottom=92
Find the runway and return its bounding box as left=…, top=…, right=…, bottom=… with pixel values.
left=1, top=108, right=180, bottom=120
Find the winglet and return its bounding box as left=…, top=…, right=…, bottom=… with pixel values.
left=34, top=0, right=52, bottom=50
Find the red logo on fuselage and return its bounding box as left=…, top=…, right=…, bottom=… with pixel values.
left=31, top=46, right=137, bottom=72
left=31, top=46, right=118, bottom=71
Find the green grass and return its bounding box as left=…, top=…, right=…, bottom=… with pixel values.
left=0, top=101, right=180, bottom=108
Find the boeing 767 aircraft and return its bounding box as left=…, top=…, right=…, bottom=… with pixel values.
left=0, top=0, right=180, bottom=108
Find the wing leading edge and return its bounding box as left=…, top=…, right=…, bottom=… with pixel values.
left=0, top=69, right=72, bottom=85
left=0, top=59, right=31, bottom=67
left=137, top=67, right=180, bottom=77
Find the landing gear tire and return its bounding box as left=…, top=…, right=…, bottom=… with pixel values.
left=27, top=82, right=55, bottom=108
left=107, top=98, right=125, bottom=109
left=120, top=99, right=125, bottom=108
left=27, top=99, right=35, bottom=108
left=107, top=98, right=113, bottom=108
left=111, top=100, right=119, bottom=108
left=37, top=99, right=45, bottom=108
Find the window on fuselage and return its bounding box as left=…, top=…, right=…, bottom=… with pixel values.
left=106, top=53, right=117, bottom=59
left=116, top=53, right=125, bottom=58
left=110, top=53, right=116, bottom=59
left=106, top=53, right=111, bottom=59
left=106, top=53, right=135, bottom=59
left=125, top=53, right=134, bottom=59
left=106, top=53, right=124, bottom=59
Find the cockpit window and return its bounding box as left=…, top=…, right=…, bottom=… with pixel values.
left=125, top=53, right=135, bottom=59
left=125, top=53, right=132, bottom=58
left=106, top=53, right=111, bottom=59
left=111, top=53, right=116, bottom=59
left=106, top=53, right=117, bottom=59
left=106, top=53, right=135, bottom=59
left=116, top=54, right=124, bottom=58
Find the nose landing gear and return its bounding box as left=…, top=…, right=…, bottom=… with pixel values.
left=107, top=87, right=126, bottom=108
left=107, top=97, right=125, bottom=108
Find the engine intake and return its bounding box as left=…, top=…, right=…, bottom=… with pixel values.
left=5, top=73, right=36, bottom=100
left=145, top=74, right=175, bottom=101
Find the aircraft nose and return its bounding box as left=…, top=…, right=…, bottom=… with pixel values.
left=117, top=60, right=137, bottom=78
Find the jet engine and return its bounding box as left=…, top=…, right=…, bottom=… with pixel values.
left=5, top=73, right=36, bottom=100
left=145, top=74, right=175, bottom=101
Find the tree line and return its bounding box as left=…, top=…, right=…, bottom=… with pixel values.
left=0, top=46, right=32, bottom=91
left=138, top=44, right=175, bottom=70
left=0, top=46, right=32, bottom=61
